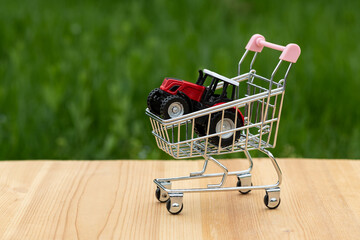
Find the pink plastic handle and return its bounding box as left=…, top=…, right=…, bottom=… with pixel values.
left=245, top=34, right=301, bottom=63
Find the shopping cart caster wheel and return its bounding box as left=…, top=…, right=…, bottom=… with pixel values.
left=166, top=193, right=184, bottom=215
left=155, top=187, right=169, bottom=203
left=236, top=174, right=252, bottom=194
left=237, top=179, right=252, bottom=194
left=264, top=188, right=281, bottom=209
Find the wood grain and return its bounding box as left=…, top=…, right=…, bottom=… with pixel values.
left=0, top=159, right=359, bottom=240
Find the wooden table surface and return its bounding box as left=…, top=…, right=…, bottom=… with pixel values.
left=0, top=158, right=359, bottom=240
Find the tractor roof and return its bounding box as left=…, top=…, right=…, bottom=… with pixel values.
left=203, top=69, right=239, bottom=86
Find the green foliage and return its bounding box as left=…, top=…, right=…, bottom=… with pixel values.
left=0, top=0, right=359, bottom=159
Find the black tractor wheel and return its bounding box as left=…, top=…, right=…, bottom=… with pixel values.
left=194, top=123, right=207, bottom=137
left=147, top=88, right=163, bottom=115
left=160, top=95, right=189, bottom=119
left=194, top=116, right=210, bottom=137
left=208, top=110, right=243, bottom=147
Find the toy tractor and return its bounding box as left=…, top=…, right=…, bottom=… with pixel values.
left=147, top=69, right=244, bottom=147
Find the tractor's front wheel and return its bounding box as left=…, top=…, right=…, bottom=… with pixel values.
left=147, top=88, right=163, bottom=115
left=160, top=95, right=189, bottom=119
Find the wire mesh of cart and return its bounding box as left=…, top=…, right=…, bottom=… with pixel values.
left=146, top=34, right=301, bottom=214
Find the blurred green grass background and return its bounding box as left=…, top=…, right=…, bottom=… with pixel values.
left=0, top=0, right=359, bottom=160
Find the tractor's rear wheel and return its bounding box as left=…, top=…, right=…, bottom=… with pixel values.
left=160, top=95, right=189, bottom=119
left=194, top=123, right=207, bottom=137
left=208, top=110, right=243, bottom=147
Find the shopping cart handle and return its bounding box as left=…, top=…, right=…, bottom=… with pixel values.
left=245, top=34, right=301, bottom=63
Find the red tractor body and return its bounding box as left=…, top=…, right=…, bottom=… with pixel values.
left=147, top=69, right=244, bottom=147
left=160, top=78, right=205, bottom=103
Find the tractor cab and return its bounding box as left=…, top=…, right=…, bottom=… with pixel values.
left=196, top=69, right=239, bottom=106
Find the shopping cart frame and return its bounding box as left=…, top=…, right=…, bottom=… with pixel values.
left=147, top=34, right=301, bottom=214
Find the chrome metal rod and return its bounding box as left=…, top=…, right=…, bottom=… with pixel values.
left=156, top=168, right=250, bottom=183
left=259, top=148, right=282, bottom=185
left=244, top=150, right=254, bottom=173
left=154, top=178, right=279, bottom=194
left=145, top=88, right=284, bottom=126
left=190, top=158, right=209, bottom=177
left=207, top=156, right=228, bottom=188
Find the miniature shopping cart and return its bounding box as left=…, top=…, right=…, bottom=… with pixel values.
left=146, top=34, right=301, bottom=214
